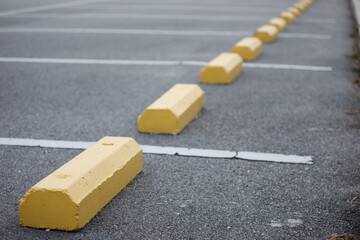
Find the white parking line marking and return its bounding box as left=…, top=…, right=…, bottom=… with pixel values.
left=0, top=57, right=333, bottom=71
left=242, top=63, right=332, bottom=71
left=182, top=61, right=332, bottom=71
left=0, top=13, right=337, bottom=24
left=0, top=137, right=313, bottom=164
left=74, top=4, right=285, bottom=13
left=0, top=138, right=93, bottom=149
left=0, top=57, right=180, bottom=66
left=277, top=33, right=332, bottom=39
left=74, top=3, right=337, bottom=15
left=0, top=0, right=110, bottom=17
left=236, top=152, right=312, bottom=164
left=297, top=18, right=337, bottom=24
left=0, top=28, right=332, bottom=40
left=141, top=145, right=237, bottom=159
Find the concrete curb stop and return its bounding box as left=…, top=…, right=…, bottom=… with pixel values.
left=19, top=137, right=143, bottom=231
left=200, top=53, right=243, bottom=84
left=231, top=37, right=262, bottom=61
left=254, top=25, right=279, bottom=43
left=138, top=84, right=205, bottom=134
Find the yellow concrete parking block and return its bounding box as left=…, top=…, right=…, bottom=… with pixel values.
left=200, top=52, right=243, bottom=84
left=287, top=7, right=300, bottom=17
left=231, top=37, right=262, bottom=61
left=294, top=3, right=307, bottom=12
left=268, top=17, right=287, bottom=32
left=301, top=2, right=310, bottom=8
left=254, top=25, right=278, bottom=43
left=19, top=136, right=143, bottom=231
left=138, top=84, right=204, bottom=134
left=279, top=11, right=296, bottom=24
left=301, top=0, right=312, bottom=7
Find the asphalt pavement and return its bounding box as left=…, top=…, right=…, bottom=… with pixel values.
left=0, top=0, right=359, bottom=239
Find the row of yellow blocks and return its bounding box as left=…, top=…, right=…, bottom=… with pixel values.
left=19, top=0, right=316, bottom=232
left=138, top=0, right=316, bottom=134
left=202, top=0, right=316, bottom=83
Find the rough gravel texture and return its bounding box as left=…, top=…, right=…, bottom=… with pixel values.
left=0, top=0, right=359, bottom=239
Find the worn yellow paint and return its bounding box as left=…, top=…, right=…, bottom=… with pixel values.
left=200, top=52, right=243, bottom=84
left=300, top=0, right=311, bottom=7
left=268, top=17, right=287, bottom=32
left=138, top=84, right=204, bottom=134
left=254, top=25, right=278, bottom=43
left=231, top=37, right=262, bottom=61
left=19, top=137, right=143, bottom=231
left=294, top=3, right=306, bottom=12
left=279, top=11, right=296, bottom=24
left=287, top=7, right=300, bottom=17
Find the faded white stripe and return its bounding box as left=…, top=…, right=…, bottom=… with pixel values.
left=242, top=63, right=332, bottom=71
left=297, top=18, right=337, bottom=24
left=141, top=145, right=237, bottom=158
left=0, top=27, right=253, bottom=37
left=236, top=152, right=313, bottom=164
left=74, top=4, right=285, bottom=13
left=0, top=57, right=333, bottom=71
left=0, top=0, right=110, bottom=17
left=74, top=4, right=338, bottom=16
left=0, top=57, right=179, bottom=66
left=0, top=28, right=332, bottom=39
left=0, top=13, right=336, bottom=24
left=278, top=33, right=331, bottom=40
left=0, top=137, right=313, bottom=164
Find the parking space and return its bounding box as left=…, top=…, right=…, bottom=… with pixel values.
left=0, top=0, right=359, bottom=238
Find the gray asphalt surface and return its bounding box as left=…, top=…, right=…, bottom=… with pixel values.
left=0, top=0, right=359, bottom=239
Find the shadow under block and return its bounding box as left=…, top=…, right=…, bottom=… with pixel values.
left=200, top=53, right=243, bottom=84
left=254, top=25, right=278, bottom=43
left=138, top=84, right=204, bottom=134
left=268, top=17, right=287, bottom=32
left=279, top=11, right=296, bottom=24
left=231, top=37, right=262, bottom=61
left=19, top=137, right=143, bottom=231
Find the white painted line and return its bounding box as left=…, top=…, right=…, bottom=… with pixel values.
left=242, top=63, right=333, bottom=71
left=0, top=13, right=336, bottom=24
left=74, top=4, right=284, bottom=13
left=74, top=4, right=338, bottom=16
left=0, top=28, right=332, bottom=40
left=0, top=27, right=253, bottom=37
left=91, top=2, right=311, bottom=8
left=297, top=18, right=337, bottom=24
left=181, top=61, right=207, bottom=66
left=278, top=33, right=332, bottom=40
left=0, top=57, right=333, bottom=72
left=0, top=137, right=313, bottom=164
left=0, top=57, right=179, bottom=66
left=237, top=152, right=313, bottom=164
left=0, top=13, right=272, bottom=21
left=0, top=137, right=94, bottom=149
left=202, top=62, right=330, bottom=71
left=141, top=145, right=237, bottom=158
left=0, top=0, right=110, bottom=17
left=80, top=2, right=339, bottom=11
